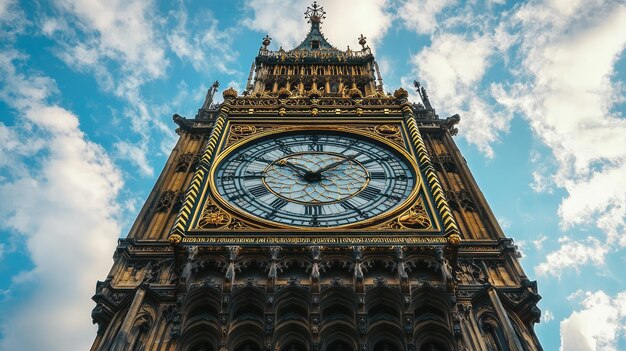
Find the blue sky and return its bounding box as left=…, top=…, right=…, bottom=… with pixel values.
left=0, top=0, right=624, bottom=350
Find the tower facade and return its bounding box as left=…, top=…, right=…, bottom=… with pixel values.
left=91, top=4, right=543, bottom=351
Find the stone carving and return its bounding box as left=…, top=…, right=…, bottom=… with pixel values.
left=378, top=196, right=432, bottom=230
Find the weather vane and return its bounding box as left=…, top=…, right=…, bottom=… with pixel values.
left=304, top=1, right=326, bottom=24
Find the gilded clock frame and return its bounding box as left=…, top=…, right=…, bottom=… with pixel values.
left=190, top=119, right=443, bottom=232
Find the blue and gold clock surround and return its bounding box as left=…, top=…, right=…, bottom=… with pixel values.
left=207, top=126, right=422, bottom=229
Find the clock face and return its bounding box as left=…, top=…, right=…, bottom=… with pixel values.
left=212, top=130, right=417, bottom=228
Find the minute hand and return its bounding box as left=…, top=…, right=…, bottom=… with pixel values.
left=315, top=153, right=361, bottom=174
left=277, top=159, right=310, bottom=175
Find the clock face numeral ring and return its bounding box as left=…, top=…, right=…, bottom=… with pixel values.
left=211, top=129, right=419, bottom=228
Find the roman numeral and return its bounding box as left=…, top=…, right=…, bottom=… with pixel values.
left=308, top=144, right=323, bottom=152
left=357, top=185, right=381, bottom=201
left=305, top=205, right=322, bottom=216
left=248, top=184, right=269, bottom=197
left=340, top=200, right=369, bottom=218
left=369, top=171, right=386, bottom=180
left=269, top=198, right=288, bottom=210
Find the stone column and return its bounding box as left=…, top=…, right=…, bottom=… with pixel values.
left=110, top=287, right=146, bottom=351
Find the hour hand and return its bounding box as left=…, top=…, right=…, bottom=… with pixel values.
left=276, top=159, right=310, bottom=175
left=314, top=152, right=361, bottom=175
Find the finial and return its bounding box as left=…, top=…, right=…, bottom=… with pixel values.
left=262, top=35, right=271, bottom=49
left=358, top=34, right=367, bottom=49
left=414, top=81, right=432, bottom=109
left=201, top=81, right=220, bottom=109
left=305, top=1, right=326, bottom=24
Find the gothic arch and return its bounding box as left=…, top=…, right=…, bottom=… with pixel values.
left=273, top=323, right=312, bottom=351
left=477, top=312, right=507, bottom=351
left=368, top=326, right=404, bottom=351
left=508, top=312, right=533, bottom=351
left=320, top=286, right=356, bottom=322
left=411, top=286, right=454, bottom=351
left=182, top=287, right=221, bottom=327
left=179, top=288, right=221, bottom=351
left=319, top=287, right=358, bottom=350
left=128, top=302, right=157, bottom=351
left=413, top=323, right=454, bottom=351
left=230, top=286, right=265, bottom=324
left=274, top=285, right=310, bottom=323
left=366, top=286, right=402, bottom=325
left=228, top=322, right=264, bottom=351
left=411, top=286, right=451, bottom=326
left=365, top=286, right=404, bottom=351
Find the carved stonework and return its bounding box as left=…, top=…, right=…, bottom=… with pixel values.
left=175, top=152, right=194, bottom=172
left=92, top=3, right=542, bottom=351
left=197, top=198, right=253, bottom=230
left=226, top=124, right=261, bottom=146
left=377, top=196, right=432, bottom=230
left=155, top=190, right=179, bottom=212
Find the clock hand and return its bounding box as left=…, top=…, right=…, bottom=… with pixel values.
left=314, top=152, right=362, bottom=175
left=276, top=159, right=310, bottom=176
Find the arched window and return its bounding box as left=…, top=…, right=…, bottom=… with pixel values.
left=481, top=317, right=507, bottom=351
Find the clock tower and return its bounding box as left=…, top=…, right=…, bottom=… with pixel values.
left=91, top=3, right=544, bottom=351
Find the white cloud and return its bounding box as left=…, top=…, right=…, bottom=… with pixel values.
left=114, top=140, right=154, bottom=177
left=42, top=0, right=174, bottom=175
left=167, top=4, right=239, bottom=75
left=0, top=46, right=122, bottom=351
left=529, top=169, right=555, bottom=194
left=410, top=33, right=512, bottom=157
left=560, top=290, right=626, bottom=351
left=243, top=0, right=393, bottom=51
left=535, top=236, right=608, bottom=277
left=398, top=0, right=457, bottom=34
left=494, top=0, right=626, bottom=274
left=532, top=235, right=547, bottom=250
left=52, top=0, right=167, bottom=79
left=542, top=309, right=555, bottom=323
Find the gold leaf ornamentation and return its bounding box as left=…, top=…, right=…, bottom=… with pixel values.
left=223, top=87, right=238, bottom=99
left=231, top=124, right=256, bottom=136
left=227, top=124, right=265, bottom=147
left=374, top=124, right=400, bottom=136
left=378, top=197, right=432, bottom=230
left=197, top=198, right=254, bottom=230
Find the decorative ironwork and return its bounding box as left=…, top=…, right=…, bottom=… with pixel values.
left=304, top=1, right=326, bottom=24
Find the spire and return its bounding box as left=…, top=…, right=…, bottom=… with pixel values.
left=293, top=2, right=337, bottom=51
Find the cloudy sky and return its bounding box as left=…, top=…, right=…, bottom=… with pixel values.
left=0, top=0, right=624, bottom=350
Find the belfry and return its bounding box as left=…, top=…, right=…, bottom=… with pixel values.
left=91, top=3, right=544, bottom=350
